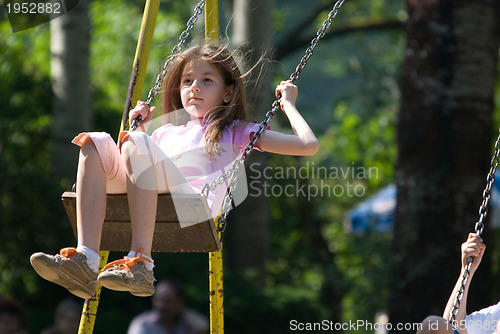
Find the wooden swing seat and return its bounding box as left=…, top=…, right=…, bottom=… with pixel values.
left=61, top=192, right=221, bottom=253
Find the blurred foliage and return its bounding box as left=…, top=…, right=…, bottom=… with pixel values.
left=4, top=0, right=498, bottom=333
left=0, top=10, right=69, bottom=332
left=266, top=0, right=403, bottom=329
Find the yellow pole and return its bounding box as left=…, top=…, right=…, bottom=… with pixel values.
left=77, top=251, right=109, bottom=333
left=209, top=243, right=224, bottom=334
left=205, top=0, right=219, bottom=44
left=205, top=1, right=223, bottom=333
left=120, top=0, right=161, bottom=131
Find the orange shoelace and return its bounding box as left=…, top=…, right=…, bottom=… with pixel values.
left=60, top=247, right=78, bottom=258
left=102, top=247, right=151, bottom=272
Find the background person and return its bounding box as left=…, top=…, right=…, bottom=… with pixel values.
left=0, top=296, right=26, bottom=334
left=127, top=280, right=209, bottom=334
left=41, top=298, right=81, bottom=334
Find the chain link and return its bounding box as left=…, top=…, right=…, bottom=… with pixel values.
left=449, top=128, right=500, bottom=327
left=290, top=0, right=345, bottom=83
left=200, top=160, right=243, bottom=198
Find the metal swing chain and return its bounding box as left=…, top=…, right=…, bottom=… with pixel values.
left=130, top=0, right=206, bottom=131
left=449, top=128, right=500, bottom=327
left=202, top=0, right=346, bottom=238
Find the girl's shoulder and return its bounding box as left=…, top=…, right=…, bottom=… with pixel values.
left=227, top=119, right=258, bottom=132
left=230, top=119, right=270, bottom=133
left=225, top=119, right=270, bottom=147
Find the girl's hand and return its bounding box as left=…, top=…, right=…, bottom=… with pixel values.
left=129, top=101, right=155, bottom=131
left=461, top=233, right=486, bottom=273
left=257, top=80, right=318, bottom=156
left=275, top=80, right=298, bottom=110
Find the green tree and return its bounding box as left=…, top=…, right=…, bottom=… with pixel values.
left=50, top=0, right=91, bottom=183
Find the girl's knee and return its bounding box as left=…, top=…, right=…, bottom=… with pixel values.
left=119, top=136, right=143, bottom=177
left=120, top=132, right=155, bottom=163
left=119, top=132, right=147, bottom=154
left=80, top=137, right=99, bottom=158
left=120, top=138, right=138, bottom=162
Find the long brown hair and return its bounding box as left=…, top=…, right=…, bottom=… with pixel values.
left=162, top=44, right=248, bottom=157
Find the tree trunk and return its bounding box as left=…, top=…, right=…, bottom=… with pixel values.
left=51, top=1, right=91, bottom=183
left=390, top=0, right=500, bottom=329
left=227, top=0, right=273, bottom=282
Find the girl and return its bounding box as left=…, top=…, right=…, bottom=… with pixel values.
left=30, top=44, right=319, bottom=299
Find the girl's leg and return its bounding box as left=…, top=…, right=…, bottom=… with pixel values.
left=97, top=137, right=158, bottom=297
left=76, top=137, right=127, bottom=253
left=75, top=138, right=107, bottom=253
left=99, top=134, right=195, bottom=297
left=121, top=139, right=158, bottom=259
left=120, top=136, right=195, bottom=257
left=127, top=177, right=157, bottom=257
left=30, top=134, right=126, bottom=299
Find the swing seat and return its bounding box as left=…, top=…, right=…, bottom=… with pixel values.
left=61, top=192, right=221, bottom=253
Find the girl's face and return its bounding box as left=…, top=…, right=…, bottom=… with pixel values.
left=180, top=59, right=233, bottom=119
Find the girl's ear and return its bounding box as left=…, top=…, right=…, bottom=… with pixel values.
left=224, top=85, right=235, bottom=103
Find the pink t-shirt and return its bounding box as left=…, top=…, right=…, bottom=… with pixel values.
left=151, top=119, right=268, bottom=218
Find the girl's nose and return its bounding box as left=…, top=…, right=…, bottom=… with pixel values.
left=190, top=79, right=200, bottom=92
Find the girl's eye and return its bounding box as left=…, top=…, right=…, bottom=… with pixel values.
left=203, top=78, right=213, bottom=83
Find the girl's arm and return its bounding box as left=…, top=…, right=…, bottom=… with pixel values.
left=255, top=81, right=319, bottom=156
left=443, top=233, right=486, bottom=334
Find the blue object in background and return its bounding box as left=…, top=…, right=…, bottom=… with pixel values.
left=345, top=184, right=396, bottom=235
left=345, top=174, right=500, bottom=235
